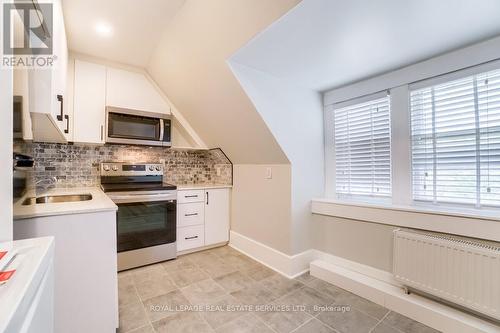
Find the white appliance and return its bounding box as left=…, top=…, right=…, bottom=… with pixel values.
left=393, top=229, right=500, bottom=321
left=0, top=237, right=54, bottom=333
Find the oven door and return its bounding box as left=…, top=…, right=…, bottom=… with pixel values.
left=113, top=198, right=176, bottom=253
left=106, top=107, right=166, bottom=146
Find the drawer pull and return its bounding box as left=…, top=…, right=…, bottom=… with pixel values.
left=185, top=236, right=198, bottom=240
left=185, top=195, right=198, bottom=198
left=185, top=213, right=198, bottom=217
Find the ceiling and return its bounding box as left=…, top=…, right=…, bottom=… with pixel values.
left=230, top=0, right=500, bottom=91
left=62, top=0, right=186, bottom=67
left=147, top=0, right=300, bottom=164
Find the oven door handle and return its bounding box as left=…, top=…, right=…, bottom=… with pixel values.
left=109, top=193, right=176, bottom=204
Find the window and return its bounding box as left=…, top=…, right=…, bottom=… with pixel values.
left=332, top=94, right=391, bottom=199
left=410, top=68, right=500, bottom=207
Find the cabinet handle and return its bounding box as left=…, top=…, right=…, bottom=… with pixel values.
left=64, top=115, right=69, bottom=134
left=100, top=125, right=104, bottom=141
left=185, top=236, right=198, bottom=240
left=56, top=95, right=63, bottom=121
left=184, top=195, right=198, bottom=198
left=185, top=213, right=198, bottom=217
left=206, top=191, right=209, bottom=205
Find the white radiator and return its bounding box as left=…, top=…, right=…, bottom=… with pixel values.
left=393, top=229, right=500, bottom=321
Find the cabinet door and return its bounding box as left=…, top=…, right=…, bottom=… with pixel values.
left=204, top=189, right=230, bottom=245
left=51, top=0, right=69, bottom=137
left=73, top=60, right=106, bottom=144
left=106, top=67, right=170, bottom=114
left=26, top=0, right=68, bottom=142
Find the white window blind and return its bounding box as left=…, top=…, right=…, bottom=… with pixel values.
left=410, top=67, right=500, bottom=207
left=333, top=95, right=391, bottom=198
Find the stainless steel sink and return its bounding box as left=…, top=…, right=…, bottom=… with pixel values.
left=22, top=194, right=92, bottom=205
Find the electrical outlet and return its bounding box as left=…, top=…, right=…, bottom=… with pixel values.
left=265, top=167, right=272, bottom=179
left=216, top=167, right=221, bottom=176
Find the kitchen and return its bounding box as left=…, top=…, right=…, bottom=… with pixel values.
left=7, top=0, right=234, bottom=331
left=3, top=1, right=500, bottom=333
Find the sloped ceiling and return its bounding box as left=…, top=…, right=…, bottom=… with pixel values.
left=147, top=0, right=300, bottom=163
left=230, top=0, right=500, bottom=91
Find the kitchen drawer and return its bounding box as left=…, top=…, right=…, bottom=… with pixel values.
left=177, top=225, right=204, bottom=251
left=177, top=190, right=204, bottom=204
left=177, top=202, right=204, bottom=227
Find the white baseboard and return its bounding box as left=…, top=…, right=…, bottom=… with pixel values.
left=229, top=229, right=400, bottom=283
left=311, top=260, right=500, bottom=333
left=229, top=230, right=314, bottom=278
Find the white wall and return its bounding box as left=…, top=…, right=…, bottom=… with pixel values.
left=312, top=215, right=395, bottom=272
left=0, top=67, right=13, bottom=242
left=324, top=35, right=500, bottom=105
left=229, top=63, right=324, bottom=254
left=231, top=164, right=292, bottom=254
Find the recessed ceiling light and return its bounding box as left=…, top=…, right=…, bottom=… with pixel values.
left=94, top=22, right=113, bottom=37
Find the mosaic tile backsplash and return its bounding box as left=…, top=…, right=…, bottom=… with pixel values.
left=14, top=141, right=232, bottom=192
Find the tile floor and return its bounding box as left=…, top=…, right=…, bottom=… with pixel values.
left=118, top=246, right=440, bottom=333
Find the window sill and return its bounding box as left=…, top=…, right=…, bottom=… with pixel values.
left=311, top=198, right=500, bottom=242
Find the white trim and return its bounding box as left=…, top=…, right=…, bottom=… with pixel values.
left=311, top=199, right=500, bottom=242
left=389, top=85, right=412, bottom=206
left=332, top=90, right=389, bottom=110
left=229, top=230, right=399, bottom=283
left=310, top=259, right=500, bottom=333
left=409, top=58, right=500, bottom=91
left=228, top=230, right=314, bottom=278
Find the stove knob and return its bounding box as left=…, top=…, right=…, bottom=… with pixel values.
left=112, top=165, right=118, bottom=171
left=103, top=165, right=110, bottom=171
left=149, top=166, right=154, bottom=171
left=156, top=165, right=162, bottom=171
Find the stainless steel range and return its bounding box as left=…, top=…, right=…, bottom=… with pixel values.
left=100, top=162, right=177, bottom=271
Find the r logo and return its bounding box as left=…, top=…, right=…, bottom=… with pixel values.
left=2, top=3, right=53, bottom=55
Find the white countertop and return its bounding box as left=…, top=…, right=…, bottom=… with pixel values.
left=0, top=237, right=54, bottom=333
left=176, top=184, right=233, bottom=190
left=13, top=187, right=117, bottom=220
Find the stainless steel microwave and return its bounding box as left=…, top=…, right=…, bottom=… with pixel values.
left=105, top=107, right=171, bottom=147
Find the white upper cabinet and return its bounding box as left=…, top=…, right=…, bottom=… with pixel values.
left=73, top=60, right=106, bottom=144
left=28, top=0, right=69, bottom=142
left=106, top=68, right=171, bottom=114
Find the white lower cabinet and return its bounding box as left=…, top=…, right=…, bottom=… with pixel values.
left=177, top=202, right=204, bottom=227
left=176, top=188, right=230, bottom=252
left=13, top=210, right=118, bottom=333
left=177, top=225, right=205, bottom=251
left=205, top=188, right=230, bottom=245
left=177, top=190, right=205, bottom=204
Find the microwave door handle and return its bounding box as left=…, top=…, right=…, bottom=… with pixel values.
left=159, top=119, right=164, bottom=141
